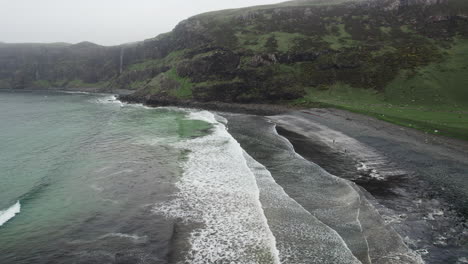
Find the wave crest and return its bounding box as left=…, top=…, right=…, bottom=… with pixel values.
left=0, top=201, right=21, bottom=227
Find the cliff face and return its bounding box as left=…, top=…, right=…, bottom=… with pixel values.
left=0, top=43, right=114, bottom=90
left=1, top=0, right=467, bottom=106
left=0, top=38, right=173, bottom=90
left=120, top=0, right=467, bottom=104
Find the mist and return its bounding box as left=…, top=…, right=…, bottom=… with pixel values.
left=0, top=0, right=286, bottom=46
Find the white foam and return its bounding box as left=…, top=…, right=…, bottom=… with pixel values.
left=68, top=233, right=147, bottom=245
left=269, top=114, right=407, bottom=180
left=153, top=110, right=280, bottom=263
left=125, top=103, right=153, bottom=110
left=357, top=162, right=385, bottom=180
left=99, top=233, right=148, bottom=243
left=0, top=201, right=21, bottom=227
left=267, top=119, right=424, bottom=264
left=243, top=151, right=361, bottom=264
left=424, top=209, right=445, bottom=220
left=95, top=95, right=125, bottom=107
left=61, top=91, right=92, bottom=95
left=97, top=169, right=134, bottom=180
left=187, top=110, right=218, bottom=124
left=136, top=136, right=180, bottom=146
left=269, top=124, right=372, bottom=263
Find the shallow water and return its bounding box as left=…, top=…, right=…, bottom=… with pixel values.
left=0, top=92, right=210, bottom=263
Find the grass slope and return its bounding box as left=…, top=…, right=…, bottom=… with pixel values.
left=294, top=39, right=468, bottom=140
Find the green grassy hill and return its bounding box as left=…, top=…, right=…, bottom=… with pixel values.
left=295, top=37, right=468, bottom=139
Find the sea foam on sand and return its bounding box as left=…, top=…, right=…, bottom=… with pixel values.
left=153, top=110, right=280, bottom=263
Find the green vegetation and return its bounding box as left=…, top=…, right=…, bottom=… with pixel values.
left=52, top=79, right=69, bottom=88
left=274, top=32, right=308, bottom=52
left=294, top=84, right=468, bottom=140
left=128, top=59, right=161, bottom=71
left=400, top=25, right=414, bottom=33
left=144, top=76, right=164, bottom=94
left=371, top=46, right=397, bottom=57
left=235, top=31, right=307, bottom=52
left=323, top=24, right=360, bottom=50
left=128, top=49, right=187, bottom=71
left=380, top=26, right=392, bottom=34
left=292, top=38, right=468, bottom=140
left=32, top=80, right=51, bottom=89
left=384, top=38, right=468, bottom=108
left=128, top=80, right=148, bottom=90
left=67, top=79, right=88, bottom=88
left=166, top=68, right=193, bottom=99
left=66, top=79, right=109, bottom=89
left=194, top=77, right=243, bottom=88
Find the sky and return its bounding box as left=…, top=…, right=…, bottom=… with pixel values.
left=0, top=0, right=286, bottom=46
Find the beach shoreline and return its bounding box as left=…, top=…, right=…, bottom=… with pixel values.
left=118, top=95, right=468, bottom=213
left=266, top=109, right=468, bottom=263
left=121, top=96, right=468, bottom=262
left=2, top=90, right=466, bottom=262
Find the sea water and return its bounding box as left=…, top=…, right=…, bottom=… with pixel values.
left=0, top=91, right=216, bottom=263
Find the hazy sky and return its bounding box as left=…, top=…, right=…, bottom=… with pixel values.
left=0, top=0, right=285, bottom=46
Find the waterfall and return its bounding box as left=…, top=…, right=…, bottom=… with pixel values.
left=119, top=47, right=124, bottom=74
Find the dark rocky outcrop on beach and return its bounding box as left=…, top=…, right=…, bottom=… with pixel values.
left=1, top=0, right=467, bottom=105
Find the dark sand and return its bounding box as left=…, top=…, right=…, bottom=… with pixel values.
left=268, top=108, right=468, bottom=263
left=118, top=93, right=468, bottom=262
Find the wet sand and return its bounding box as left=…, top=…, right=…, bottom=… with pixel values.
left=268, top=108, right=468, bottom=263
left=118, top=93, right=468, bottom=262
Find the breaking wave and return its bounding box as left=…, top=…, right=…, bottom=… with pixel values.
left=153, top=110, right=280, bottom=263
left=0, top=201, right=21, bottom=227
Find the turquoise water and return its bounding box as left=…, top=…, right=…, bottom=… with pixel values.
left=0, top=91, right=210, bottom=263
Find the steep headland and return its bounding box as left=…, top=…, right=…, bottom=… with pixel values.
left=1, top=0, right=467, bottom=138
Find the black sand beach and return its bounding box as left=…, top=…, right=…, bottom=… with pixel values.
left=122, top=93, right=468, bottom=263
left=265, top=109, right=468, bottom=263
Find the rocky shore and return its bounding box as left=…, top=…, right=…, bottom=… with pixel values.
left=118, top=94, right=298, bottom=116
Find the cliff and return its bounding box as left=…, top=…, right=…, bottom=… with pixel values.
left=1, top=0, right=467, bottom=109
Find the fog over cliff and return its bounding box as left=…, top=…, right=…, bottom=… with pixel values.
left=0, top=0, right=284, bottom=45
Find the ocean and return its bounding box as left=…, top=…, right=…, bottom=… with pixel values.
left=0, top=91, right=211, bottom=263
left=0, top=91, right=463, bottom=264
